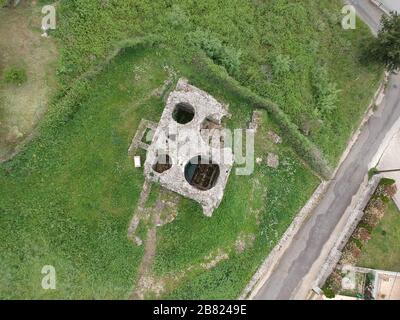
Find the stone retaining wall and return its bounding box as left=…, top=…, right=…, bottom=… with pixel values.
left=313, top=175, right=382, bottom=289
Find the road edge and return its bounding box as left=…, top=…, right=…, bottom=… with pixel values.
left=239, top=180, right=328, bottom=300
left=239, top=71, right=389, bottom=300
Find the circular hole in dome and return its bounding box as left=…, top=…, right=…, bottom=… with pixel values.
left=172, top=102, right=195, bottom=124
left=152, top=154, right=172, bottom=173
left=184, top=155, right=220, bottom=191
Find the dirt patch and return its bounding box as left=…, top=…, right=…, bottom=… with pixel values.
left=234, top=232, right=256, bottom=254
left=130, top=188, right=180, bottom=299
left=355, top=227, right=371, bottom=244
left=266, top=153, right=279, bottom=168
left=127, top=180, right=152, bottom=245
left=157, top=190, right=180, bottom=226
left=0, top=2, right=58, bottom=160
left=267, top=130, right=282, bottom=144
left=200, top=249, right=229, bottom=270
left=151, top=65, right=177, bottom=98
left=130, top=226, right=161, bottom=299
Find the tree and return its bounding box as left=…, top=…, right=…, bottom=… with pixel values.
left=367, top=12, right=400, bottom=71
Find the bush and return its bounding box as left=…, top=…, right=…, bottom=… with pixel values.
left=166, top=4, right=190, bottom=28
left=364, top=272, right=375, bottom=300
left=188, top=29, right=241, bottom=75
left=380, top=177, right=396, bottom=186
left=364, top=13, right=400, bottom=72
left=3, top=67, right=27, bottom=85
left=312, top=65, right=340, bottom=116
left=352, top=237, right=363, bottom=250
left=368, top=167, right=379, bottom=179
left=272, top=54, right=292, bottom=77
left=322, top=285, right=336, bottom=299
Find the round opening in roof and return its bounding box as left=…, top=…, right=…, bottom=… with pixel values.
left=152, top=154, right=172, bottom=173
left=172, top=102, right=195, bottom=124
left=184, top=155, right=220, bottom=191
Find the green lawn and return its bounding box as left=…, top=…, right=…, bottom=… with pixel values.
left=358, top=201, right=400, bottom=272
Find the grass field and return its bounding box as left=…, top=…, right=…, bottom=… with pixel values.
left=0, top=46, right=319, bottom=299
left=0, top=0, right=384, bottom=299
left=358, top=201, right=400, bottom=272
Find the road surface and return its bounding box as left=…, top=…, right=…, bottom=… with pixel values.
left=255, top=0, right=400, bottom=300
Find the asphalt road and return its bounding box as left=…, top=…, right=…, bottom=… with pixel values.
left=255, top=1, right=400, bottom=300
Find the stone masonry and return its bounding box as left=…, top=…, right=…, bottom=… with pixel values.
left=144, top=78, right=234, bottom=216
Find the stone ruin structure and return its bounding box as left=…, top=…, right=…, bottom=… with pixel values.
left=144, top=78, right=233, bottom=216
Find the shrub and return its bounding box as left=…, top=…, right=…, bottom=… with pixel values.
left=188, top=29, right=241, bottom=75
left=364, top=13, right=400, bottom=71
left=166, top=4, right=190, bottom=28
left=364, top=272, right=375, bottom=300
left=312, top=65, right=340, bottom=116
left=322, top=285, right=336, bottom=299
left=380, top=177, right=396, bottom=186
left=272, top=54, right=292, bottom=77
left=368, top=167, right=379, bottom=179
left=366, top=272, right=375, bottom=284
left=352, top=237, right=363, bottom=250
left=3, top=67, right=27, bottom=85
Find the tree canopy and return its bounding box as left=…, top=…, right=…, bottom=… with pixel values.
left=368, top=12, right=400, bottom=71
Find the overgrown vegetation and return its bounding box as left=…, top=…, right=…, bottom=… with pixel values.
left=322, top=283, right=336, bottom=299
left=54, top=0, right=383, bottom=165
left=189, top=29, right=242, bottom=76
left=0, top=0, right=6, bottom=8
left=368, top=167, right=379, bottom=179
left=191, top=55, right=332, bottom=178
left=312, top=65, right=340, bottom=117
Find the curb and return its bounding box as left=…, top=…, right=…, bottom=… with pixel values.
left=333, top=72, right=389, bottom=177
